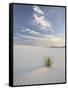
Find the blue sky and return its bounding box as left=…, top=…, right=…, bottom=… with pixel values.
left=13, top=4, right=65, bottom=47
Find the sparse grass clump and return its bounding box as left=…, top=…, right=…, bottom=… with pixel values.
left=43, top=57, right=53, bottom=67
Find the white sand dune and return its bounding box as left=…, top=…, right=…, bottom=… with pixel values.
left=13, top=45, right=65, bottom=86
left=14, top=67, right=65, bottom=86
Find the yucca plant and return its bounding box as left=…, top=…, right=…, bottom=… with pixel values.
left=43, top=57, right=53, bottom=67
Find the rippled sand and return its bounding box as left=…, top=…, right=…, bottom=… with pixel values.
left=14, top=67, right=65, bottom=86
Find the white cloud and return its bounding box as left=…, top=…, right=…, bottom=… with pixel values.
left=21, top=28, right=30, bottom=32
left=21, top=28, right=40, bottom=37
left=15, top=32, right=39, bottom=40
left=42, top=35, right=65, bottom=47
left=20, top=35, right=39, bottom=41
left=33, top=6, right=44, bottom=15
left=31, top=34, right=65, bottom=47
left=25, top=29, right=31, bottom=32
left=15, top=32, right=65, bottom=47
left=14, top=28, right=65, bottom=47
left=33, top=13, right=52, bottom=31
left=32, top=6, right=53, bottom=32
left=28, top=30, right=40, bottom=36
left=20, top=26, right=25, bottom=32
left=22, top=34, right=65, bottom=47
left=51, top=36, right=65, bottom=47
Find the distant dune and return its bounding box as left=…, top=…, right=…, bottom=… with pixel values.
left=14, top=44, right=65, bottom=48
left=50, top=46, right=65, bottom=48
